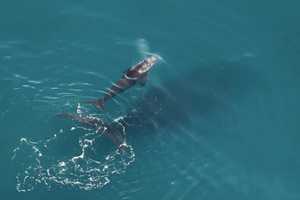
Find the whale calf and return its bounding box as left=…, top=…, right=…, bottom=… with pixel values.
left=85, top=55, right=159, bottom=109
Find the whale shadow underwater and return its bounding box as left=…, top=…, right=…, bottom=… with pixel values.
left=123, top=59, right=265, bottom=135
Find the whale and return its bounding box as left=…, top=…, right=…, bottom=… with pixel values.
left=85, top=55, right=159, bottom=109
left=57, top=112, right=128, bottom=150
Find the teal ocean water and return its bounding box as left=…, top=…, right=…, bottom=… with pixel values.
left=1, top=1, right=300, bottom=199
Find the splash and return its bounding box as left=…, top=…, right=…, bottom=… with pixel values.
left=116, top=38, right=166, bottom=63
left=136, top=38, right=166, bottom=63
left=12, top=112, right=135, bottom=192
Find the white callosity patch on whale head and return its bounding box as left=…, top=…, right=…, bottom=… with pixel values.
left=138, top=56, right=158, bottom=74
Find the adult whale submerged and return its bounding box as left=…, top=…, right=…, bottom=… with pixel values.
left=85, top=55, right=159, bottom=109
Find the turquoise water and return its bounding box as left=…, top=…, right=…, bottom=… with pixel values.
left=1, top=0, right=300, bottom=199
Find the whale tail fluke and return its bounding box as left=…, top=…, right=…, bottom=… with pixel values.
left=83, top=99, right=105, bottom=110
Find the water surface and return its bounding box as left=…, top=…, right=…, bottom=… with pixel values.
left=1, top=0, right=300, bottom=199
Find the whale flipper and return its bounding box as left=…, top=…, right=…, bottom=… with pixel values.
left=138, top=74, right=148, bottom=86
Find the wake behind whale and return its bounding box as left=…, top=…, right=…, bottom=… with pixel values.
left=12, top=103, right=136, bottom=192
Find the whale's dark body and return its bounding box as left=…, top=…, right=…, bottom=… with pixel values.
left=86, top=56, right=158, bottom=109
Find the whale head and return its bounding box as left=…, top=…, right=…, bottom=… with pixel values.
left=138, top=56, right=159, bottom=74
